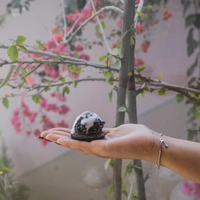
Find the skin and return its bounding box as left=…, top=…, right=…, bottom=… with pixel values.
left=40, top=124, right=200, bottom=184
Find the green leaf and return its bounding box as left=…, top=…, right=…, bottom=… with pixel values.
left=185, top=14, right=196, bottom=28
left=157, top=73, right=163, bottom=80
left=95, top=24, right=101, bottom=37
left=104, top=159, right=113, bottom=170
left=130, top=37, right=135, bottom=45
left=101, top=21, right=106, bottom=29
left=146, top=5, right=152, bottom=10
left=114, top=59, right=121, bottom=69
left=62, top=86, right=70, bottom=96
left=38, top=42, right=45, bottom=50
left=68, top=65, right=77, bottom=73
left=108, top=91, right=113, bottom=102
left=44, top=87, right=50, bottom=92
left=73, top=79, right=78, bottom=88
left=2, top=98, right=9, bottom=109
left=128, top=72, right=132, bottom=77
left=124, top=163, right=133, bottom=177
left=111, top=48, right=119, bottom=56
left=187, top=130, right=194, bottom=141
left=136, top=66, right=146, bottom=73
left=7, top=45, right=18, bottom=61
left=187, top=28, right=199, bottom=57
left=16, top=35, right=27, bottom=45
left=59, top=76, right=66, bottom=83
left=176, top=94, right=184, bottom=103
left=118, top=106, right=127, bottom=112
left=99, top=54, right=108, bottom=62
left=136, top=11, right=143, bottom=17
left=32, top=95, right=40, bottom=104
left=47, top=81, right=52, bottom=87
left=186, top=14, right=200, bottom=29
left=107, top=185, right=113, bottom=197
left=158, top=89, right=166, bottom=96
left=187, top=57, right=198, bottom=76
left=121, top=183, right=128, bottom=197
left=118, top=50, right=124, bottom=58
left=141, top=90, right=145, bottom=98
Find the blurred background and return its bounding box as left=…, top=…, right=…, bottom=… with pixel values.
left=0, top=0, right=198, bottom=199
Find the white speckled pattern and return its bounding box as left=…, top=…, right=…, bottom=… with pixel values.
left=71, top=111, right=104, bottom=134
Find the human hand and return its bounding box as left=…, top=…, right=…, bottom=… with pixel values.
left=40, top=124, right=158, bottom=161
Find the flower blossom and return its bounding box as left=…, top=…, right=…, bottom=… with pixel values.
left=181, top=180, right=200, bottom=200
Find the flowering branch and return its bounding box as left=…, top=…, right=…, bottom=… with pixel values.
left=64, top=6, right=123, bottom=43
left=63, top=0, right=91, bottom=42
left=0, top=44, right=119, bottom=71
left=0, top=58, right=119, bottom=73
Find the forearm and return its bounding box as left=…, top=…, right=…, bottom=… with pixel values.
left=151, top=133, right=200, bottom=183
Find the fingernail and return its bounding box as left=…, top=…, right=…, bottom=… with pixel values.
left=38, top=136, right=52, bottom=142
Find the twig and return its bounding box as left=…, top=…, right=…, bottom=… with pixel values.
left=61, top=0, right=67, bottom=39
left=0, top=59, right=119, bottom=73
left=24, top=63, right=43, bottom=77
left=91, top=0, right=112, bottom=54
left=64, top=6, right=123, bottom=43
left=63, top=0, right=91, bottom=42
left=0, top=44, right=117, bottom=70
left=134, top=0, right=144, bottom=27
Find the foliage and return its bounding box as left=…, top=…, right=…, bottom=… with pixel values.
left=181, top=0, right=200, bottom=141
left=0, top=134, right=30, bottom=200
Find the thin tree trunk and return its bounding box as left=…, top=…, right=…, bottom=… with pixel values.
left=126, top=0, right=146, bottom=199
left=113, top=1, right=137, bottom=200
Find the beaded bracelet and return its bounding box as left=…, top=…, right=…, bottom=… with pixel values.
left=156, top=133, right=168, bottom=169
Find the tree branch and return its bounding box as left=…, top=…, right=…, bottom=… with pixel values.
left=91, top=0, right=112, bottom=54
left=134, top=0, right=144, bottom=27
left=0, top=44, right=119, bottom=71
left=64, top=6, right=123, bottom=43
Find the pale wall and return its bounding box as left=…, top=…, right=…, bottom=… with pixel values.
left=0, top=0, right=194, bottom=189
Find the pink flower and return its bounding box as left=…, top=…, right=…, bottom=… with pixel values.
left=74, top=44, right=83, bottom=51
left=136, top=22, right=145, bottom=34
left=40, top=98, right=48, bottom=109
left=79, top=53, right=90, bottom=61
left=47, top=103, right=58, bottom=112
left=12, top=73, right=19, bottom=79
left=134, top=58, right=144, bottom=66
left=57, top=120, right=69, bottom=128
left=117, top=19, right=122, bottom=28
left=57, top=93, right=66, bottom=102
left=181, top=180, right=200, bottom=199
left=11, top=108, right=21, bottom=133
left=26, top=131, right=31, bottom=136
left=34, top=129, right=40, bottom=136
left=26, top=76, right=36, bottom=86
left=29, top=112, right=37, bottom=123
left=59, top=105, right=70, bottom=115
left=67, top=13, right=79, bottom=22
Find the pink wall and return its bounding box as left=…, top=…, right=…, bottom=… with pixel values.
left=0, top=0, right=191, bottom=177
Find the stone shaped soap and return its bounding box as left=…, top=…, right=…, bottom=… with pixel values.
left=71, top=111, right=105, bottom=142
